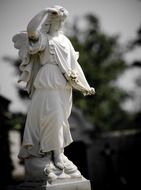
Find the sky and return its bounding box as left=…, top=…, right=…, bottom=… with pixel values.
left=0, top=0, right=141, bottom=112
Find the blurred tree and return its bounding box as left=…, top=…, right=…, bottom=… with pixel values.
left=131, top=25, right=141, bottom=69
left=130, top=25, right=141, bottom=67
left=3, top=56, right=29, bottom=100
left=132, top=26, right=141, bottom=46
left=128, top=25, right=141, bottom=127
left=68, top=14, right=129, bottom=132
left=3, top=57, right=27, bottom=138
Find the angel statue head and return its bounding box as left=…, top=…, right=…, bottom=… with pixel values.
left=45, top=5, right=69, bottom=31
left=27, top=5, right=69, bottom=40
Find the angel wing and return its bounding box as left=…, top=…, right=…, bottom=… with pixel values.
left=12, top=31, right=43, bottom=97
left=12, top=31, right=28, bottom=60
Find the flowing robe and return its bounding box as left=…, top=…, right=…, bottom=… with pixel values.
left=18, top=33, right=92, bottom=159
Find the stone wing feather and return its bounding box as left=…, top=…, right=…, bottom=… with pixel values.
left=12, top=31, right=28, bottom=60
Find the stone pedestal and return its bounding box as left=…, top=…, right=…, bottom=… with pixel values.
left=13, top=178, right=91, bottom=190
left=47, top=178, right=91, bottom=190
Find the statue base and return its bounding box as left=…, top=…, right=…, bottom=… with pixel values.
left=10, top=153, right=91, bottom=190
left=14, top=177, right=91, bottom=190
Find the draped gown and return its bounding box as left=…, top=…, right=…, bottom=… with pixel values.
left=18, top=33, right=92, bottom=159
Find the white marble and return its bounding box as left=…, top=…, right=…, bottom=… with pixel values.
left=12, top=5, right=95, bottom=185
left=16, top=178, right=91, bottom=190
left=46, top=178, right=91, bottom=190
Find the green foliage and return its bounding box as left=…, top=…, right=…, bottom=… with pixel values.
left=8, top=113, right=25, bottom=130
left=70, top=14, right=129, bottom=132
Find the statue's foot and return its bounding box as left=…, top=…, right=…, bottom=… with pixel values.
left=44, top=151, right=82, bottom=183
left=62, top=154, right=82, bottom=178
left=53, top=151, right=64, bottom=170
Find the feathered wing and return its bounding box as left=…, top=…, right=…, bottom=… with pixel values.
left=12, top=31, right=32, bottom=85
left=12, top=31, right=29, bottom=60
left=12, top=32, right=42, bottom=97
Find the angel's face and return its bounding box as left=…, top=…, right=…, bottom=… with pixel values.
left=47, top=6, right=68, bottom=21
left=45, top=6, right=69, bottom=32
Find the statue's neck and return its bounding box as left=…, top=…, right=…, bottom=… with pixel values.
left=49, top=30, right=59, bottom=37
left=47, top=22, right=61, bottom=37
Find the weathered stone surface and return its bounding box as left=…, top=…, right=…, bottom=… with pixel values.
left=12, top=178, right=91, bottom=190
left=46, top=178, right=91, bottom=190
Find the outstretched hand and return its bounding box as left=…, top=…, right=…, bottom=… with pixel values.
left=90, top=87, right=96, bottom=95
left=83, top=87, right=96, bottom=96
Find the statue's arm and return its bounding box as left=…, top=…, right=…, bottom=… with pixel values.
left=27, top=9, right=48, bottom=40
left=66, top=37, right=95, bottom=95
left=26, top=9, right=49, bottom=55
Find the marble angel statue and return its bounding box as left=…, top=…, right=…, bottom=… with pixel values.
left=12, top=5, right=95, bottom=183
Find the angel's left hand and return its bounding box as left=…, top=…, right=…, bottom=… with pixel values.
left=83, top=87, right=96, bottom=96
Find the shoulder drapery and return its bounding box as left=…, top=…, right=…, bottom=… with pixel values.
left=51, top=35, right=93, bottom=95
